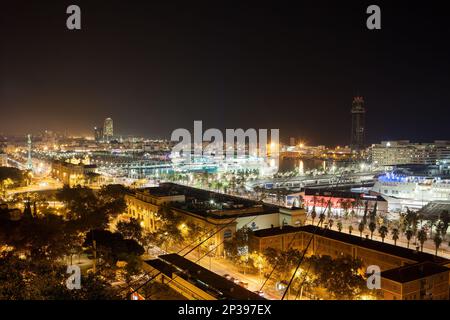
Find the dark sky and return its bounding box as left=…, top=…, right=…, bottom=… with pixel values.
left=1, top=0, right=450, bottom=145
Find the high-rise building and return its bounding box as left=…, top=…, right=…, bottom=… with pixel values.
left=103, top=118, right=113, bottom=142
left=371, top=140, right=450, bottom=166
left=94, top=126, right=103, bottom=142
left=26, top=134, right=33, bottom=171
left=350, top=96, right=366, bottom=151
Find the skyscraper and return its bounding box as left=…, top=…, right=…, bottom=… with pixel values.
left=350, top=96, right=365, bottom=151
left=94, top=126, right=103, bottom=142
left=103, top=118, right=113, bottom=142
left=26, top=134, right=33, bottom=171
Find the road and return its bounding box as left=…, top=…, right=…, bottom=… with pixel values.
left=142, top=244, right=282, bottom=300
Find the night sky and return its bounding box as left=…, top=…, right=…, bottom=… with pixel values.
left=1, top=0, right=450, bottom=145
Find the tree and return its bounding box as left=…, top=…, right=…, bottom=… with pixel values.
left=308, top=255, right=366, bottom=299
left=310, top=206, right=317, bottom=224
left=337, top=221, right=343, bottom=233
left=0, top=209, right=83, bottom=260
left=0, top=253, right=119, bottom=300
left=262, top=247, right=280, bottom=270
left=328, top=219, right=334, bottom=230
left=391, top=228, right=399, bottom=246
left=319, top=212, right=326, bottom=226
left=439, top=210, right=449, bottom=241
left=326, top=201, right=332, bottom=219
left=56, top=185, right=98, bottom=218
left=0, top=167, right=25, bottom=193
left=405, top=229, right=413, bottom=248
left=116, top=218, right=142, bottom=242
left=358, top=222, right=365, bottom=238
left=368, top=222, right=376, bottom=240
left=378, top=225, right=388, bottom=243
left=433, top=233, right=442, bottom=256
left=84, top=229, right=144, bottom=265
left=417, top=229, right=427, bottom=252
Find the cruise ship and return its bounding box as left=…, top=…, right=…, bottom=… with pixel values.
left=371, top=172, right=450, bottom=212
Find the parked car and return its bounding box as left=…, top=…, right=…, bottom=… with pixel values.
left=238, top=281, right=249, bottom=288
left=223, top=274, right=232, bottom=280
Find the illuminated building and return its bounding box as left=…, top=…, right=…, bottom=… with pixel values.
left=124, top=183, right=287, bottom=255
left=26, top=134, right=33, bottom=171
left=0, top=153, right=7, bottom=167
left=103, top=118, right=114, bottom=142
left=350, top=96, right=366, bottom=152
left=381, top=262, right=449, bottom=300
left=371, top=140, right=450, bottom=166
left=51, top=160, right=98, bottom=186
left=248, top=225, right=450, bottom=300
left=301, top=188, right=389, bottom=218
left=94, top=126, right=103, bottom=142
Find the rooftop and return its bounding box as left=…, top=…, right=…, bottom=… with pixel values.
left=418, top=201, right=450, bottom=220
left=252, top=225, right=449, bottom=265
left=381, top=262, right=450, bottom=283
left=143, top=183, right=280, bottom=219
left=140, top=186, right=184, bottom=197
left=145, top=254, right=265, bottom=300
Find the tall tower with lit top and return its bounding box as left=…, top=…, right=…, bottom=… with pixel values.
left=350, top=96, right=366, bottom=151
left=26, top=134, right=33, bottom=171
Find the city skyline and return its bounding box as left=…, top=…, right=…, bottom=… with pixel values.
left=2, top=1, right=450, bottom=145
left=2, top=1, right=450, bottom=303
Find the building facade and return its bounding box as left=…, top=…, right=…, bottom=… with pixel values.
left=350, top=96, right=366, bottom=152
left=0, top=153, right=7, bottom=167
left=103, top=117, right=114, bottom=142
left=124, top=183, right=289, bottom=256
left=371, top=140, right=450, bottom=166
left=381, top=262, right=449, bottom=300
left=51, top=160, right=97, bottom=186
left=248, top=225, right=449, bottom=300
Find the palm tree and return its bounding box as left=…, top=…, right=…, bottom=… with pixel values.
left=348, top=225, right=353, bottom=235
left=391, top=228, right=399, bottom=246
left=369, top=203, right=378, bottom=225
left=311, top=206, right=317, bottom=225
left=440, top=210, right=449, bottom=241
left=319, top=212, right=326, bottom=226
left=378, top=225, right=388, bottom=243
left=337, top=221, right=343, bottom=233
left=358, top=222, right=365, bottom=238
left=405, top=229, right=413, bottom=248
left=369, top=222, right=376, bottom=240
left=326, top=201, right=332, bottom=219
left=433, top=233, right=442, bottom=256
left=328, top=219, right=334, bottom=229
left=362, top=202, right=368, bottom=226
left=427, top=219, right=437, bottom=238
left=417, top=229, right=427, bottom=252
